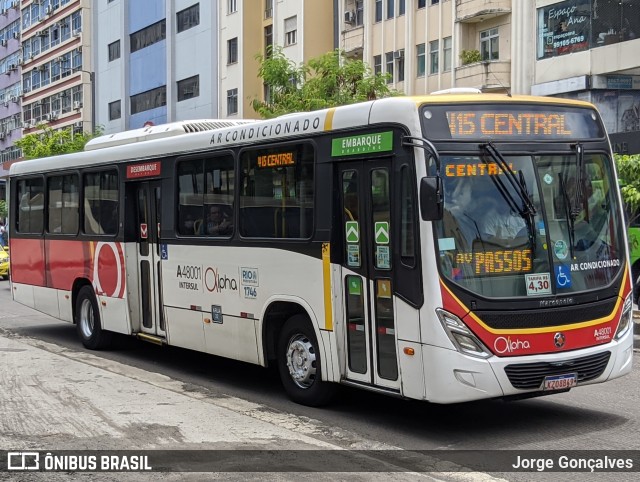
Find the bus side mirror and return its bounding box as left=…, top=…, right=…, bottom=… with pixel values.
left=420, top=176, right=443, bottom=221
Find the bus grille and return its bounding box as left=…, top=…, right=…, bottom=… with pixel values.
left=476, top=297, right=617, bottom=330
left=504, top=351, right=611, bottom=389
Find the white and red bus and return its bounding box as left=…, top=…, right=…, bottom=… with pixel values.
left=9, top=93, right=634, bottom=406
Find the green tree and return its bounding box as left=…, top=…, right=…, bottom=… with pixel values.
left=615, top=153, right=640, bottom=227
left=0, top=200, right=6, bottom=219
left=252, top=47, right=395, bottom=118
left=15, top=124, right=102, bottom=159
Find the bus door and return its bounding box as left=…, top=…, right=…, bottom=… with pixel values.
left=338, top=161, right=400, bottom=391
left=128, top=180, right=165, bottom=338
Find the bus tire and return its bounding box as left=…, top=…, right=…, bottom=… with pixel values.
left=75, top=285, right=112, bottom=350
left=277, top=314, right=336, bottom=407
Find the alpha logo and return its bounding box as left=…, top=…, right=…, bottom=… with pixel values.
left=493, top=336, right=531, bottom=354
left=554, top=332, right=566, bottom=348
left=204, top=267, right=238, bottom=293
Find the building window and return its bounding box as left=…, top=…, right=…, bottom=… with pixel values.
left=429, top=40, right=439, bottom=74
left=375, top=0, right=382, bottom=22
left=130, top=86, right=166, bottom=114
left=130, top=20, right=166, bottom=53
left=227, top=37, right=238, bottom=64
left=264, top=25, right=273, bottom=56
left=373, top=54, right=382, bottom=75
left=385, top=51, right=394, bottom=83
left=480, top=27, right=499, bottom=61
left=284, top=16, right=297, bottom=46
left=355, top=0, right=364, bottom=26
left=227, top=88, right=238, bottom=115
left=108, top=100, right=121, bottom=120
left=416, top=43, right=425, bottom=77
left=228, top=0, right=237, bottom=14
left=386, top=0, right=394, bottom=19
left=177, top=4, right=199, bottom=33
left=432, top=0, right=439, bottom=5
left=399, top=0, right=405, bottom=16
left=418, top=0, right=426, bottom=8
left=265, top=0, right=273, bottom=19
left=396, top=52, right=405, bottom=82
left=443, top=36, right=452, bottom=72
left=108, top=40, right=120, bottom=62
left=178, top=75, right=199, bottom=101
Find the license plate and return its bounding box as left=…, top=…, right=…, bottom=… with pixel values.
left=542, top=373, right=577, bottom=391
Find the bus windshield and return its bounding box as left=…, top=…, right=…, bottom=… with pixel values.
left=435, top=152, right=624, bottom=298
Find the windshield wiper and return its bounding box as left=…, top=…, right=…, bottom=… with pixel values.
left=570, top=143, right=585, bottom=220
left=482, top=143, right=537, bottom=216
left=559, top=173, right=576, bottom=259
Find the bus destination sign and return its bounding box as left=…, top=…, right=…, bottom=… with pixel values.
left=257, top=152, right=296, bottom=168
left=422, top=105, right=604, bottom=141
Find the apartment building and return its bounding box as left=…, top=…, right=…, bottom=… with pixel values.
left=339, top=0, right=639, bottom=154
left=94, top=0, right=219, bottom=134
left=0, top=0, right=91, bottom=174
left=0, top=0, right=21, bottom=177
left=218, top=0, right=333, bottom=119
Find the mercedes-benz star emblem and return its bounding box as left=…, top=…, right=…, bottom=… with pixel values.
left=554, top=332, right=566, bottom=348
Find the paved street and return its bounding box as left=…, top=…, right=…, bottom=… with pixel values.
left=0, top=279, right=638, bottom=481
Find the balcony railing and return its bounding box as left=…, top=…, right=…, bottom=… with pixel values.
left=456, top=0, right=511, bottom=23
left=455, top=60, right=510, bottom=92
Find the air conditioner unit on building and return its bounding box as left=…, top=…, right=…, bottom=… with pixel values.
left=46, top=5, right=53, bottom=15
left=17, top=58, right=23, bottom=65
left=11, top=2, right=18, bottom=10
left=12, top=32, right=18, bottom=39
left=73, top=28, right=81, bottom=37
left=42, top=114, right=51, bottom=122
left=1, top=9, right=7, bottom=16
left=0, top=132, right=6, bottom=140
left=73, top=100, right=82, bottom=109
left=0, top=39, right=6, bottom=47
left=50, top=111, right=59, bottom=120
left=394, top=49, right=404, bottom=59
left=344, top=10, right=355, bottom=24
left=23, top=121, right=31, bottom=129
left=56, top=56, right=65, bottom=63
left=10, top=95, right=17, bottom=103
left=2, top=100, right=7, bottom=107
left=38, top=64, right=46, bottom=71
left=74, top=121, right=83, bottom=129
left=8, top=63, right=16, bottom=71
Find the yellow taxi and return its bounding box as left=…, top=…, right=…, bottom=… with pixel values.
left=0, top=245, right=9, bottom=280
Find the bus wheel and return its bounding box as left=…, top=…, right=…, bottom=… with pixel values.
left=277, top=314, right=336, bottom=406
left=75, top=285, right=112, bottom=350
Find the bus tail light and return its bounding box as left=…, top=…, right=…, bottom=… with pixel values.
left=436, top=308, right=492, bottom=359
left=614, top=294, right=633, bottom=341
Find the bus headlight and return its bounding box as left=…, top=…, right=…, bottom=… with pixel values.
left=614, top=294, right=633, bottom=341
left=435, top=308, right=492, bottom=359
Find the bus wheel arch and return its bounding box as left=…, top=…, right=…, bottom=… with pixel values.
left=276, top=313, right=336, bottom=406
left=632, top=261, right=640, bottom=304
left=74, top=283, right=112, bottom=350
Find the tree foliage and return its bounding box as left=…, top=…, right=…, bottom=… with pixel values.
left=252, top=47, right=395, bottom=118
left=0, top=200, right=6, bottom=219
left=615, top=153, right=640, bottom=227
left=14, top=124, right=102, bottom=159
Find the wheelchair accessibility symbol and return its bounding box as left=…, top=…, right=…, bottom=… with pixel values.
left=554, top=265, right=572, bottom=289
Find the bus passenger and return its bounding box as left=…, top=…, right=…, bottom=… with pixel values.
left=202, top=205, right=232, bottom=236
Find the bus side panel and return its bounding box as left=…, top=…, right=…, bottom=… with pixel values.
left=10, top=238, right=45, bottom=286
left=57, top=290, right=73, bottom=322
left=45, top=240, right=126, bottom=299
left=33, top=285, right=60, bottom=319
left=164, top=307, right=206, bottom=352
left=97, top=295, right=131, bottom=335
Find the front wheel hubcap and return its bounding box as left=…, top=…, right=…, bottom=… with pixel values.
left=286, top=333, right=317, bottom=389
left=79, top=298, right=95, bottom=339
